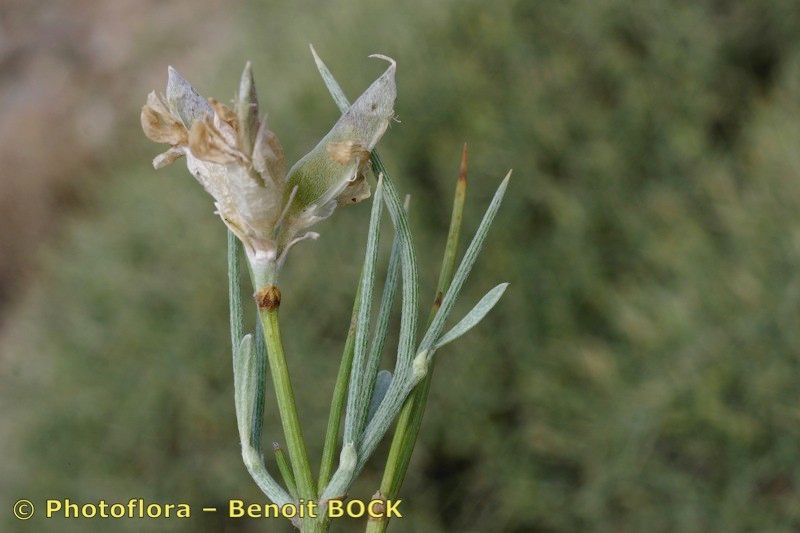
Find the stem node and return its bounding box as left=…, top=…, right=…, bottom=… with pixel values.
left=255, top=284, right=281, bottom=310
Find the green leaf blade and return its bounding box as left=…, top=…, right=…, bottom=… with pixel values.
left=435, top=283, right=509, bottom=350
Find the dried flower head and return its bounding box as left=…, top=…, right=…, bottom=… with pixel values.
left=141, top=55, right=396, bottom=281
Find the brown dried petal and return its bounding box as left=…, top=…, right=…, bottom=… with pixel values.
left=252, top=120, right=286, bottom=184
left=336, top=172, right=371, bottom=206
left=152, top=146, right=184, bottom=169
left=209, top=98, right=239, bottom=130
left=188, top=117, right=246, bottom=165
left=141, top=91, right=187, bottom=145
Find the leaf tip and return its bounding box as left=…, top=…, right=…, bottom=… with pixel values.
left=496, top=282, right=511, bottom=299
left=239, top=60, right=255, bottom=91
left=496, top=169, right=512, bottom=196
left=309, top=43, right=324, bottom=68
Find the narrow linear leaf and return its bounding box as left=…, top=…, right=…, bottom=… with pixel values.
left=312, top=46, right=421, bottom=500
left=232, top=334, right=253, bottom=443
left=234, top=332, right=292, bottom=508
left=229, top=232, right=267, bottom=448
left=361, top=211, right=403, bottom=415
left=318, top=281, right=363, bottom=489
left=343, top=177, right=385, bottom=444
left=228, top=230, right=244, bottom=350
left=367, top=370, right=393, bottom=423
left=434, top=283, right=509, bottom=350
left=417, top=171, right=511, bottom=362
left=233, top=333, right=266, bottom=450
left=378, top=148, right=469, bottom=502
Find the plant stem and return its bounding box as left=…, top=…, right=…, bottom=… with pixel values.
left=257, top=302, right=316, bottom=501
left=318, top=283, right=362, bottom=490
left=305, top=518, right=329, bottom=533
left=273, top=442, right=298, bottom=499
left=367, top=145, right=468, bottom=533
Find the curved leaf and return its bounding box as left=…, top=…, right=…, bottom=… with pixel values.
left=435, top=283, right=509, bottom=350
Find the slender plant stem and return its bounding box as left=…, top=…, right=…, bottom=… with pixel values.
left=318, top=283, right=362, bottom=490
left=258, top=305, right=317, bottom=501
left=367, top=145, right=468, bottom=533
left=273, top=442, right=298, bottom=499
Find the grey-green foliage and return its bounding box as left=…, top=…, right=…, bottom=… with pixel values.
left=311, top=49, right=509, bottom=502
left=343, top=178, right=385, bottom=447
left=6, top=1, right=800, bottom=532
left=434, top=282, right=509, bottom=350
left=229, top=234, right=293, bottom=508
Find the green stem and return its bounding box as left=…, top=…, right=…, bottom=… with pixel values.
left=368, top=145, right=468, bottom=533
left=318, top=283, right=362, bottom=490
left=304, top=518, right=329, bottom=533
left=258, top=302, right=316, bottom=501
left=273, top=442, right=298, bottom=499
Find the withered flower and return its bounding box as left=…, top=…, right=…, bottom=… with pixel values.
left=141, top=55, right=396, bottom=282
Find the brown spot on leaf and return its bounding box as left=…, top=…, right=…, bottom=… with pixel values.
left=327, top=140, right=370, bottom=165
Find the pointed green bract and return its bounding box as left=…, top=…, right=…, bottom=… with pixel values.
left=286, top=53, right=396, bottom=217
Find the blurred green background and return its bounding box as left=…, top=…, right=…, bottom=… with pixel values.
left=3, top=0, right=800, bottom=531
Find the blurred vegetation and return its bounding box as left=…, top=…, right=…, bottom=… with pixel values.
left=4, top=0, right=800, bottom=531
